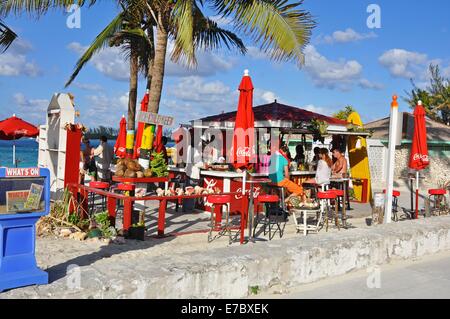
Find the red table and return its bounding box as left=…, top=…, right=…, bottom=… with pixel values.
left=112, top=176, right=169, bottom=183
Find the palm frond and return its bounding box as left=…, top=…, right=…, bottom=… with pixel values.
left=0, top=19, right=17, bottom=52
left=212, top=0, right=316, bottom=66
left=0, top=0, right=97, bottom=17
left=171, top=0, right=195, bottom=66
left=65, top=12, right=124, bottom=87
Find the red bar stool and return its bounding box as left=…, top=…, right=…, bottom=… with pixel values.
left=318, top=190, right=338, bottom=232
left=329, top=189, right=347, bottom=228
left=383, top=189, right=401, bottom=221
left=88, top=181, right=110, bottom=214
left=428, top=189, right=448, bottom=216
left=253, top=194, right=287, bottom=239
left=207, top=194, right=232, bottom=243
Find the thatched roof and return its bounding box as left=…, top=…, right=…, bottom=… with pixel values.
left=365, top=112, right=450, bottom=141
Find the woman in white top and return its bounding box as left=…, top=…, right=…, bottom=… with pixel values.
left=304, top=148, right=332, bottom=185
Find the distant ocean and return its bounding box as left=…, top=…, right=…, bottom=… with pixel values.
left=0, top=139, right=114, bottom=168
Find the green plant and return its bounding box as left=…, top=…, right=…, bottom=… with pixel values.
left=151, top=151, right=169, bottom=177
left=249, top=286, right=260, bottom=295
left=307, top=119, right=328, bottom=143
left=94, top=211, right=117, bottom=239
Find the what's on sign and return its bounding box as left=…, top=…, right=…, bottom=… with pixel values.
left=5, top=168, right=40, bottom=177
left=137, top=111, right=174, bottom=126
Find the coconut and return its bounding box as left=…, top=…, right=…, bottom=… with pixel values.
left=136, top=171, right=144, bottom=178
left=115, top=169, right=125, bottom=177
left=115, top=164, right=126, bottom=172
left=144, top=169, right=153, bottom=177
left=124, top=169, right=137, bottom=178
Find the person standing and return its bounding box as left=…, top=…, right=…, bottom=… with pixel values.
left=304, top=148, right=332, bottom=185
left=268, top=144, right=304, bottom=201
left=82, top=137, right=97, bottom=181
left=92, top=136, right=114, bottom=182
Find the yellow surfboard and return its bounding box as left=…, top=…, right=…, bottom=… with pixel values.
left=347, top=112, right=371, bottom=203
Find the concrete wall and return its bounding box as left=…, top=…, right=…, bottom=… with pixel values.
left=368, top=140, right=450, bottom=188
left=135, top=217, right=450, bottom=298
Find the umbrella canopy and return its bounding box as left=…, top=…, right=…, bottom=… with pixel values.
left=114, top=116, right=127, bottom=158
left=409, top=101, right=430, bottom=170
left=0, top=114, right=39, bottom=140
left=133, top=90, right=149, bottom=158
left=232, top=70, right=255, bottom=169
left=153, top=125, right=163, bottom=153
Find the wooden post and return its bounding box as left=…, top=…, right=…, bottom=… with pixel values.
left=107, top=196, right=116, bottom=227
left=123, top=198, right=132, bottom=230
left=157, top=199, right=167, bottom=237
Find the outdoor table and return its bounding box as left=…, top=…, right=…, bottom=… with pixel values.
left=233, top=176, right=272, bottom=242
left=329, top=177, right=350, bottom=227
left=68, top=183, right=249, bottom=243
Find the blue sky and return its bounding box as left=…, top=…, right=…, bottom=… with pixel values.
left=1, top=0, right=449, bottom=129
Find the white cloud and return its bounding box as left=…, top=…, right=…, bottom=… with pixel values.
left=320, top=28, right=377, bottom=44
left=161, top=76, right=280, bottom=125
left=12, top=93, right=49, bottom=122
left=359, top=78, right=384, bottom=90
left=210, top=15, right=233, bottom=28
left=73, top=82, right=103, bottom=91
left=0, top=40, right=40, bottom=77
left=247, top=46, right=269, bottom=60
left=303, top=45, right=368, bottom=91
left=302, top=104, right=332, bottom=116
left=67, top=41, right=235, bottom=81
left=80, top=92, right=129, bottom=127
left=379, top=49, right=428, bottom=78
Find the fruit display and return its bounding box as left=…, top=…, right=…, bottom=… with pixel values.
left=114, top=158, right=149, bottom=177
left=288, top=196, right=319, bottom=209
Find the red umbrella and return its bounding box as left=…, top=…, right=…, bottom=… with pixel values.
left=232, top=69, right=255, bottom=169
left=133, top=90, right=149, bottom=158
left=0, top=114, right=39, bottom=167
left=114, top=115, right=127, bottom=158
left=153, top=125, right=163, bottom=153
left=408, top=101, right=430, bottom=219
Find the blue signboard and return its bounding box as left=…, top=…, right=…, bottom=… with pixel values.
left=0, top=167, right=50, bottom=292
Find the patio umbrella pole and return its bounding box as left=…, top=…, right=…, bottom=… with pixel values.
left=13, top=138, right=16, bottom=167
left=415, top=171, right=419, bottom=219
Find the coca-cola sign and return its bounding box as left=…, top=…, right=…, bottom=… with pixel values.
left=236, top=147, right=251, bottom=157
left=412, top=153, right=429, bottom=163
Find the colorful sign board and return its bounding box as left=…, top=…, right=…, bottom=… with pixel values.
left=137, top=111, right=174, bottom=126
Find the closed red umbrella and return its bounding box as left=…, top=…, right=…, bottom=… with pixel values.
left=153, top=125, right=163, bottom=153
left=114, top=115, right=127, bottom=158
left=133, top=90, right=149, bottom=158
left=232, top=69, right=255, bottom=169
left=0, top=114, right=39, bottom=167
left=408, top=101, right=430, bottom=219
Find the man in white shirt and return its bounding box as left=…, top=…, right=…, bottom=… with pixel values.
left=92, top=136, right=114, bottom=182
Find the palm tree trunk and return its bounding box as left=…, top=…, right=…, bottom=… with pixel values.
left=128, top=48, right=138, bottom=131
left=147, top=13, right=168, bottom=114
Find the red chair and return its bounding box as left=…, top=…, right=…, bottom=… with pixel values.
left=383, top=189, right=401, bottom=221
left=88, top=181, right=110, bottom=213
left=318, top=191, right=339, bottom=232
left=428, top=189, right=448, bottom=216
left=253, top=195, right=287, bottom=240
left=207, top=194, right=232, bottom=243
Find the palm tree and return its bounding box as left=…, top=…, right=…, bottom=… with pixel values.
left=145, top=0, right=316, bottom=114
left=63, top=0, right=154, bottom=132
left=0, top=19, right=17, bottom=52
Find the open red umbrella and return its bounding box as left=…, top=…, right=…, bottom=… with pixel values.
left=232, top=69, right=255, bottom=169
left=0, top=114, right=39, bottom=167
left=134, top=90, right=149, bottom=158
left=114, top=115, right=127, bottom=158
left=408, top=101, right=429, bottom=219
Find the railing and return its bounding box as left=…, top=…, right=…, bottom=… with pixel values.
left=67, top=183, right=249, bottom=244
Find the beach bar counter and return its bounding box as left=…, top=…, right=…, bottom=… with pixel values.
left=0, top=167, right=50, bottom=292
